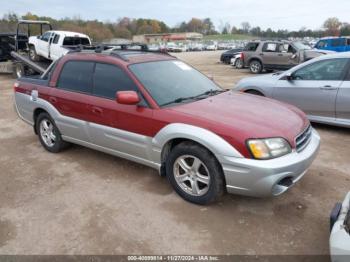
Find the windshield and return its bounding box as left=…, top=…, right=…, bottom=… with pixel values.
left=129, top=60, right=221, bottom=107
left=293, top=41, right=311, bottom=50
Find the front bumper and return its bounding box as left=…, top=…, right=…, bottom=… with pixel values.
left=217, top=129, right=320, bottom=197
left=330, top=192, right=350, bottom=262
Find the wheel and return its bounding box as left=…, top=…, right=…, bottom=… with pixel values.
left=36, top=112, right=70, bottom=153
left=249, top=60, right=263, bottom=74
left=166, top=142, right=225, bottom=205
left=235, top=58, right=243, bottom=69
left=29, top=46, right=41, bottom=62
left=12, top=63, right=25, bottom=78
left=245, top=90, right=264, bottom=96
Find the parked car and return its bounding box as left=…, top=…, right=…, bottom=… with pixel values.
left=14, top=47, right=320, bottom=205
left=315, top=37, right=350, bottom=52
left=242, top=40, right=332, bottom=74
left=29, top=30, right=91, bottom=61
left=166, top=42, right=182, bottom=52
left=330, top=191, right=350, bottom=262
left=220, top=48, right=243, bottom=64
left=235, top=52, right=350, bottom=128
left=205, top=41, right=218, bottom=51
left=230, top=53, right=244, bottom=69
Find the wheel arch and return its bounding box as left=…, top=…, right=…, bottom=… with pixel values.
left=152, top=123, right=243, bottom=175
left=248, top=57, right=263, bottom=65
left=33, top=107, right=49, bottom=134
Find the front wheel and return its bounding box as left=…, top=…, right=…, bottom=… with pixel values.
left=29, top=46, right=41, bottom=62
left=249, top=60, right=263, bottom=74
left=235, top=58, right=243, bottom=69
left=166, top=142, right=225, bottom=205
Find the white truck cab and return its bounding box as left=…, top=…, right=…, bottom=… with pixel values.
left=28, top=31, right=91, bottom=61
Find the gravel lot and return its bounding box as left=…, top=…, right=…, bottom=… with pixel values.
left=0, top=51, right=349, bottom=256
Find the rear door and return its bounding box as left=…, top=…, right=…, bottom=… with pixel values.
left=88, top=62, right=154, bottom=160
left=261, top=42, right=281, bottom=67
left=273, top=58, right=349, bottom=119
left=50, top=33, right=62, bottom=60
left=49, top=60, right=94, bottom=142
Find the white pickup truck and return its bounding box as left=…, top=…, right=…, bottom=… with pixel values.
left=28, top=30, right=91, bottom=61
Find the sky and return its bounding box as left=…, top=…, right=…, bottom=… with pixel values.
left=1, top=0, right=349, bottom=31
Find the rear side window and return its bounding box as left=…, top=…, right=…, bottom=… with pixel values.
left=244, top=42, right=259, bottom=51
left=331, top=38, right=345, bottom=47
left=57, top=61, right=94, bottom=93
left=53, top=34, right=60, bottom=44
left=262, top=43, right=278, bottom=52
left=93, top=63, right=138, bottom=99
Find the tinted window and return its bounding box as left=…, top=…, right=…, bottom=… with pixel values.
left=57, top=61, right=94, bottom=93
left=332, top=38, right=345, bottom=47
left=63, top=37, right=90, bottom=46
left=244, top=42, right=259, bottom=51
left=53, top=34, right=60, bottom=44
left=93, top=63, right=138, bottom=99
left=293, top=59, right=348, bottom=81
left=263, top=42, right=278, bottom=52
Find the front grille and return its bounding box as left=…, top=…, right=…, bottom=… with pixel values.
left=295, top=125, right=312, bottom=152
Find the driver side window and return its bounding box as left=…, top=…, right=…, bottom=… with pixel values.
left=293, top=59, right=349, bottom=81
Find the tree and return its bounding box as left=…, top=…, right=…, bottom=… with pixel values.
left=323, top=17, right=341, bottom=36
left=241, top=22, right=251, bottom=34
left=221, top=22, right=231, bottom=35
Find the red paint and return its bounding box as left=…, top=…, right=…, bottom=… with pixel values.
left=15, top=52, right=309, bottom=158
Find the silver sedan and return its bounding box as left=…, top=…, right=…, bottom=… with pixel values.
left=235, top=52, right=350, bottom=128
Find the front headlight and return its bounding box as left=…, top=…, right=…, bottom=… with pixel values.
left=247, top=138, right=291, bottom=160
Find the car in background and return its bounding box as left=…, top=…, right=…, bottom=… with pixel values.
left=242, top=40, right=332, bottom=74
left=205, top=41, right=218, bottom=51
left=29, top=30, right=92, bottom=61
left=315, top=37, right=350, bottom=52
left=230, top=52, right=244, bottom=69
left=330, top=191, right=350, bottom=262
left=220, top=48, right=243, bottom=64
left=166, top=42, right=182, bottom=52
left=189, top=42, right=204, bottom=51
left=14, top=45, right=320, bottom=205
left=235, top=52, right=350, bottom=128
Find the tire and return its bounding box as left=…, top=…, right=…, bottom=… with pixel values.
left=166, top=141, right=225, bottom=205
left=249, top=60, right=263, bottom=74
left=36, top=112, right=70, bottom=153
left=235, top=58, right=243, bottom=69
left=245, top=90, right=264, bottom=96
left=29, top=46, right=41, bottom=62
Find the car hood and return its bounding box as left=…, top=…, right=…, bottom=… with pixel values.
left=168, top=91, right=309, bottom=154
left=235, top=73, right=281, bottom=90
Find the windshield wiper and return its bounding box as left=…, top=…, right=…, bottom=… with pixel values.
left=160, top=89, right=226, bottom=107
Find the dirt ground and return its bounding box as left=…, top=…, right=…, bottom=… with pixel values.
left=0, top=51, right=349, bottom=256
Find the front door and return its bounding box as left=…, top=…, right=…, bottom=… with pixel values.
left=88, top=62, right=155, bottom=160
left=273, top=58, right=349, bottom=119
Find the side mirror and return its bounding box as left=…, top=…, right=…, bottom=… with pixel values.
left=285, top=72, right=293, bottom=81
left=116, top=91, right=140, bottom=105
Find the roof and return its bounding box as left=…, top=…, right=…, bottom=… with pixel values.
left=45, top=30, right=90, bottom=38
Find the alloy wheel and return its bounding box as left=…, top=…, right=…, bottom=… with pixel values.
left=39, top=119, right=56, bottom=147
left=173, top=155, right=210, bottom=196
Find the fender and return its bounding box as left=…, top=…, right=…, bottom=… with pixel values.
left=151, top=123, right=243, bottom=163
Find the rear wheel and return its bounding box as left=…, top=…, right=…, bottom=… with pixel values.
left=166, top=142, right=224, bottom=205
left=12, top=63, right=25, bottom=78
left=36, top=112, right=70, bottom=153
left=249, top=60, right=263, bottom=74
left=29, top=46, right=41, bottom=62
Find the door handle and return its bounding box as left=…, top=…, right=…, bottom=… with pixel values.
left=320, top=85, right=337, bottom=90
left=259, top=53, right=264, bottom=56
left=49, top=96, right=58, bottom=103
left=278, top=54, right=283, bottom=56
left=91, top=106, right=103, bottom=115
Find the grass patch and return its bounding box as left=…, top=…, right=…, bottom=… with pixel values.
left=204, top=34, right=255, bottom=41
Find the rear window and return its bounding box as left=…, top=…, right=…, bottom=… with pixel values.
left=57, top=61, right=94, bottom=93
left=262, top=43, right=278, bottom=52
left=63, top=37, right=90, bottom=46
left=244, top=42, right=259, bottom=51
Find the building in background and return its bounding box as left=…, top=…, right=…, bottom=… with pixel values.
left=133, top=32, right=203, bottom=43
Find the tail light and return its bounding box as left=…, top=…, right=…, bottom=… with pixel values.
left=240, top=52, right=244, bottom=61
left=14, top=82, right=20, bottom=92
